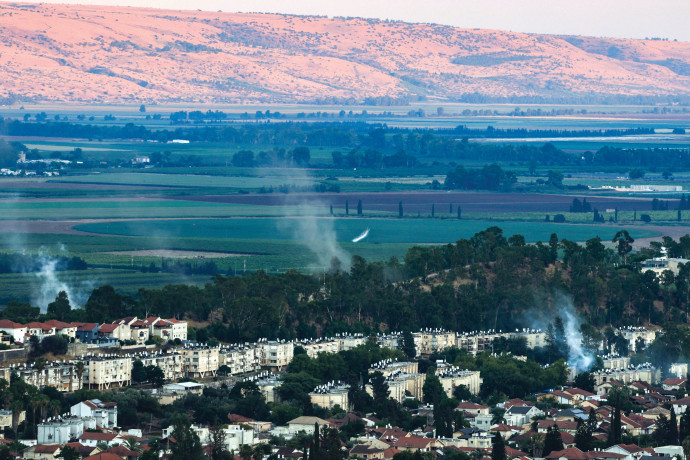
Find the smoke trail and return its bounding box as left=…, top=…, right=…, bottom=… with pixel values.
left=352, top=228, right=370, bottom=243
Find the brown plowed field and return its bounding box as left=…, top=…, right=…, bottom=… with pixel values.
left=176, top=192, right=664, bottom=214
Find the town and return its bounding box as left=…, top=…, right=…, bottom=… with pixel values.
left=0, top=316, right=683, bottom=460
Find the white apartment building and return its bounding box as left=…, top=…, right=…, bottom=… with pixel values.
left=81, top=356, right=132, bottom=390
left=139, top=351, right=185, bottom=381
left=162, top=423, right=256, bottom=452
left=259, top=341, right=294, bottom=371
left=414, top=329, right=456, bottom=356
left=436, top=366, right=482, bottom=396
left=181, top=347, right=219, bottom=378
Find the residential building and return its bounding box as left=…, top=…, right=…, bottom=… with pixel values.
left=181, top=346, right=219, bottom=378
left=259, top=340, right=294, bottom=371
left=287, top=416, right=330, bottom=435
left=71, top=399, right=118, bottom=427
left=151, top=318, right=188, bottom=342
left=24, top=444, right=62, bottom=459
left=74, top=323, right=99, bottom=343
left=436, top=366, right=482, bottom=396
left=138, top=351, right=185, bottom=381
left=616, top=327, right=658, bottom=353
left=310, top=382, right=349, bottom=409
left=78, top=431, right=122, bottom=448
left=413, top=329, right=456, bottom=356
left=298, top=339, right=339, bottom=358
left=81, top=356, right=132, bottom=390
left=0, top=320, right=27, bottom=343
left=504, top=405, right=544, bottom=427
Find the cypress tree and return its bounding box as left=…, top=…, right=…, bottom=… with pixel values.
left=432, top=204, right=435, bottom=217
left=345, top=200, right=349, bottom=215
left=492, top=431, right=506, bottom=460
left=357, top=200, right=362, bottom=216
left=329, top=204, right=333, bottom=215
left=679, top=406, right=690, bottom=441
left=615, top=207, right=618, bottom=222
left=457, top=206, right=462, bottom=219
left=398, top=201, right=403, bottom=218
left=671, top=408, right=679, bottom=445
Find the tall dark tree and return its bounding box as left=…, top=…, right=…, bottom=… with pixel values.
left=357, top=200, right=363, bottom=216
left=612, top=230, right=634, bottom=263
left=401, top=330, right=416, bottom=358
left=671, top=408, right=679, bottom=445
left=47, top=291, right=70, bottom=321
left=320, top=426, right=345, bottom=460
left=574, top=418, right=593, bottom=452
left=398, top=201, right=403, bottom=218
left=345, top=200, right=349, bottom=216
left=170, top=416, right=204, bottom=460
left=492, top=432, right=506, bottom=460
left=543, top=426, right=564, bottom=456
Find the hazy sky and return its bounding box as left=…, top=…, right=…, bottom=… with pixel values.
left=36, top=0, right=690, bottom=41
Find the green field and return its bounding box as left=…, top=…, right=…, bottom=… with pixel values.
left=75, top=217, right=658, bottom=245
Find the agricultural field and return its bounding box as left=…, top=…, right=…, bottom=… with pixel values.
left=2, top=104, right=690, bottom=307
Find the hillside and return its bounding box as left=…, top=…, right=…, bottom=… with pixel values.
left=1, top=2, right=690, bottom=104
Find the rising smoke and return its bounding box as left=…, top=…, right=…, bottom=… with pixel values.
left=31, top=247, right=94, bottom=313
left=273, top=169, right=350, bottom=271
left=525, top=291, right=594, bottom=372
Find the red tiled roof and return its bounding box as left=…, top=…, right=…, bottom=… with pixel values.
left=79, top=432, right=118, bottom=441
left=457, top=402, right=489, bottom=410
left=104, top=446, right=141, bottom=457
left=84, top=454, right=124, bottom=460
left=34, top=444, right=60, bottom=453
left=545, top=447, right=589, bottom=460
left=76, top=323, right=98, bottom=331
left=98, top=324, right=120, bottom=333
left=566, top=388, right=596, bottom=397
left=663, top=378, right=687, bottom=386
left=64, top=442, right=97, bottom=456
left=0, top=319, right=24, bottom=329
left=391, top=435, right=432, bottom=449
left=228, top=413, right=255, bottom=423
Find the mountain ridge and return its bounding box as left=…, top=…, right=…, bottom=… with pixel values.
left=1, top=2, right=690, bottom=104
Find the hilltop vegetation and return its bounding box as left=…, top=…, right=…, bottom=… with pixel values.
left=3, top=227, right=689, bottom=342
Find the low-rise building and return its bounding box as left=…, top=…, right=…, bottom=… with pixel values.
left=309, top=382, right=349, bottom=410
left=436, top=366, right=482, bottom=396
left=0, top=319, right=27, bottom=343
left=71, top=399, right=117, bottom=428
left=414, top=329, right=456, bottom=356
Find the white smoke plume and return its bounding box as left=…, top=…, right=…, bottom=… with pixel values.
left=524, top=291, right=595, bottom=372
left=31, top=247, right=94, bottom=312
left=352, top=228, right=370, bottom=243
left=273, top=168, right=351, bottom=272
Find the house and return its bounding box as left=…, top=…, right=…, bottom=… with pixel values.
left=0, top=319, right=27, bottom=343
left=491, top=423, right=522, bottom=439
left=42, top=320, right=77, bottom=338
left=97, top=324, right=128, bottom=342
left=504, top=405, right=543, bottom=427
left=672, top=396, right=690, bottom=414
left=604, top=444, right=656, bottom=460
left=23, top=444, right=62, bottom=459
left=63, top=442, right=100, bottom=458
left=102, top=445, right=142, bottom=460
left=26, top=322, right=56, bottom=339
left=545, top=447, right=589, bottom=460
left=84, top=454, right=126, bottom=460
left=151, top=318, right=188, bottom=342
left=661, top=377, right=687, bottom=391
left=390, top=435, right=434, bottom=453
left=457, top=402, right=490, bottom=416
left=78, top=432, right=122, bottom=448
left=71, top=399, right=118, bottom=427
left=349, top=444, right=385, bottom=459
left=287, top=416, right=330, bottom=435
left=537, top=420, right=578, bottom=435
left=74, top=323, right=99, bottom=343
